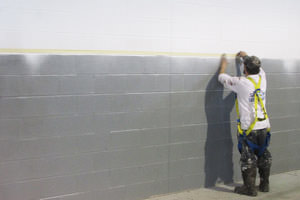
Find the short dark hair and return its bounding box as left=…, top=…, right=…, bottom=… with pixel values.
left=243, top=56, right=261, bottom=75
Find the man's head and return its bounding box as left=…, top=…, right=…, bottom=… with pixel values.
left=243, top=56, right=261, bottom=75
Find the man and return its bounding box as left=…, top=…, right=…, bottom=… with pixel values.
left=218, top=51, right=272, bottom=196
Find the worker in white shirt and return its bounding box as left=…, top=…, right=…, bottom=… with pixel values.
left=218, top=51, right=272, bottom=196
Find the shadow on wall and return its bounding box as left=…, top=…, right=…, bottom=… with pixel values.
left=204, top=58, right=242, bottom=187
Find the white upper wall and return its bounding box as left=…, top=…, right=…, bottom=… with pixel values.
left=1, top=0, right=300, bottom=58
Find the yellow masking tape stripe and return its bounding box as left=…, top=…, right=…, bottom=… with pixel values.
left=0, top=48, right=235, bottom=57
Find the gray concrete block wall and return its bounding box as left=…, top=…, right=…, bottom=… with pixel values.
left=0, top=55, right=299, bottom=200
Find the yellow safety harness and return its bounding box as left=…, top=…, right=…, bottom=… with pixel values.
left=236, top=75, right=271, bottom=156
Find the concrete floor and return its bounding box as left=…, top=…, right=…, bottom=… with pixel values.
left=145, top=170, right=300, bottom=200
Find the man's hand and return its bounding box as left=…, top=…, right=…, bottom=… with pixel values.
left=237, top=51, right=247, bottom=58
left=219, top=54, right=227, bottom=74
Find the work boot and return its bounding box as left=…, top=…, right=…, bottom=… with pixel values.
left=234, top=168, right=257, bottom=196
left=259, top=167, right=270, bottom=192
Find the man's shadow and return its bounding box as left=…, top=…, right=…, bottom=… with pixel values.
left=204, top=57, right=242, bottom=188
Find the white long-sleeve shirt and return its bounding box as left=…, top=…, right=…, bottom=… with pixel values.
left=218, top=68, right=270, bottom=130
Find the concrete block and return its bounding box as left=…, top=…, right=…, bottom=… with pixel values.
left=114, top=56, right=145, bottom=74
left=77, top=95, right=97, bottom=114
left=261, top=59, right=285, bottom=73
left=267, top=88, right=288, bottom=104
left=169, top=173, right=204, bottom=193
left=184, top=74, right=212, bottom=91
left=126, top=179, right=169, bottom=200
left=0, top=76, right=22, bottom=97
left=170, top=125, right=206, bottom=143
left=39, top=136, right=79, bottom=157
left=286, top=130, right=300, bottom=145
left=169, top=142, right=203, bottom=161
left=76, top=170, right=110, bottom=191
left=144, top=56, right=170, bottom=74
left=76, top=55, right=109, bottom=74
left=0, top=119, right=22, bottom=139
left=148, top=179, right=169, bottom=198
left=59, top=75, right=94, bottom=95
left=21, top=76, right=60, bottom=96
left=40, top=175, right=78, bottom=199
left=0, top=183, right=20, bottom=200
left=139, top=163, right=169, bottom=182
left=124, top=181, right=156, bottom=200
left=17, top=158, right=41, bottom=181
left=109, top=130, right=141, bottom=150
left=126, top=75, right=144, bottom=93
left=0, top=161, right=19, bottom=185
left=170, top=57, right=195, bottom=74
left=268, top=74, right=300, bottom=89
left=170, top=91, right=206, bottom=109
left=268, top=102, right=300, bottom=118
left=106, top=186, right=126, bottom=200
left=40, top=115, right=94, bottom=137
left=170, top=92, right=187, bottom=108
left=21, top=116, right=48, bottom=138
left=39, top=155, right=93, bottom=178
left=270, top=116, right=299, bottom=132
left=110, top=166, right=143, bottom=187
left=21, top=96, right=77, bottom=117
left=155, top=145, right=170, bottom=163
left=125, top=111, right=147, bottom=130
left=76, top=133, right=108, bottom=153
left=127, top=94, right=144, bottom=111
left=109, top=149, right=142, bottom=169
left=21, top=97, right=51, bottom=117
left=182, top=107, right=207, bottom=125
left=0, top=139, right=20, bottom=161
left=0, top=55, right=29, bottom=75
left=92, top=152, right=111, bottom=171
left=94, top=75, right=106, bottom=94
left=98, top=75, right=127, bottom=94
left=169, top=157, right=204, bottom=178
left=53, top=96, right=78, bottom=115
left=109, top=94, right=131, bottom=113
left=141, top=93, right=169, bottom=111
left=61, top=192, right=94, bottom=200
left=139, top=111, right=161, bottom=129
left=17, top=138, right=44, bottom=159
left=107, top=56, right=128, bottom=74
left=107, top=112, right=130, bottom=131
left=194, top=58, right=220, bottom=74
left=14, top=180, right=43, bottom=200
left=21, top=115, right=95, bottom=138
left=155, top=75, right=170, bottom=92
left=170, top=75, right=185, bottom=91
left=109, top=146, right=168, bottom=169
left=140, top=75, right=156, bottom=92
left=39, top=55, right=76, bottom=75
left=140, top=128, right=169, bottom=147
left=153, top=110, right=170, bottom=128
left=170, top=107, right=188, bottom=126
left=0, top=97, right=24, bottom=118
left=271, top=159, right=290, bottom=174
left=94, top=114, right=114, bottom=132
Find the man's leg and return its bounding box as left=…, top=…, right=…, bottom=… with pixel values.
left=234, top=139, right=257, bottom=196
left=258, top=149, right=272, bottom=192
left=257, top=129, right=272, bottom=192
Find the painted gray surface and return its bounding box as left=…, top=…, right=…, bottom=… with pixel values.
left=0, top=55, right=299, bottom=200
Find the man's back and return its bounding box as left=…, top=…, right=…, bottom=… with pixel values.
left=218, top=68, right=270, bottom=130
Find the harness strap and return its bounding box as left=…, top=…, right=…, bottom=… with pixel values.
left=238, top=130, right=271, bottom=157
left=236, top=76, right=269, bottom=135
left=236, top=75, right=271, bottom=156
